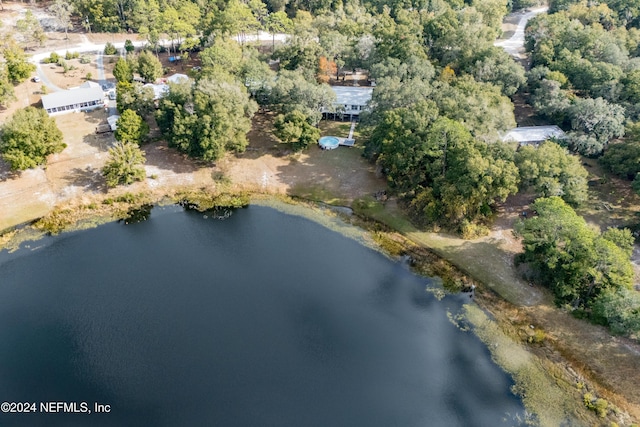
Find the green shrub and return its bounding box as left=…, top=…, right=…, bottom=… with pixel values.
left=583, top=393, right=595, bottom=408
left=42, top=52, right=60, bottom=64
left=584, top=393, right=609, bottom=418
left=594, top=398, right=608, bottom=418
left=592, top=288, right=640, bottom=336
left=527, top=329, right=546, bottom=344
left=64, top=51, right=79, bottom=60
left=115, top=193, right=138, bottom=203
left=34, top=209, right=73, bottom=235
left=104, top=42, right=117, bottom=55
left=79, top=55, right=91, bottom=64
left=459, top=219, right=490, bottom=239
left=124, top=39, right=135, bottom=53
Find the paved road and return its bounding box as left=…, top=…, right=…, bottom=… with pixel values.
left=96, top=51, right=106, bottom=86
left=494, top=7, right=548, bottom=58
left=34, top=62, right=64, bottom=92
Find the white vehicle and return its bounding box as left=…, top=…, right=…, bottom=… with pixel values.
left=32, top=76, right=41, bottom=83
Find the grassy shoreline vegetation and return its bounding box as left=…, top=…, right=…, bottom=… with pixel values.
left=1, top=190, right=637, bottom=426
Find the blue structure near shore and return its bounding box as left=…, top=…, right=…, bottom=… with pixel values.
left=319, top=136, right=340, bottom=150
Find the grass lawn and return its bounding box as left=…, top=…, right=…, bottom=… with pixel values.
left=352, top=195, right=544, bottom=306
left=318, top=120, right=366, bottom=140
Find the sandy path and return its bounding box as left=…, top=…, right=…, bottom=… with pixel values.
left=495, top=7, right=548, bottom=58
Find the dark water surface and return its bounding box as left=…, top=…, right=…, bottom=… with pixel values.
left=0, top=205, right=525, bottom=426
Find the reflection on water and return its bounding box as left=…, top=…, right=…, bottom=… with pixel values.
left=0, top=205, right=525, bottom=426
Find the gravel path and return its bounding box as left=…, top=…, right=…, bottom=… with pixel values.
left=494, top=7, right=548, bottom=58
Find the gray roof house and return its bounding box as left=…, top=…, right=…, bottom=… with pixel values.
left=501, top=125, right=566, bottom=145
left=42, top=86, right=105, bottom=116
left=322, top=86, right=374, bottom=120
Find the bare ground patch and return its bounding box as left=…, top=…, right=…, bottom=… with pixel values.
left=39, top=56, right=101, bottom=90
left=217, top=114, right=385, bottom=202
left=0, top=110, right=110, bottom=231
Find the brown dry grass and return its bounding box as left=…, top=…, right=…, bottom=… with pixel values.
left=578, top=157, right=640, bottom=228
left=0, top=109, right=111, bottom=231
left=40, top=57, right=101, bottom=90
left=217, top=113, right=385, bottom=203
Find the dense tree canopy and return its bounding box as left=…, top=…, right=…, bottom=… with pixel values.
left=156, top=77, right=257, bottom=162
left=0, top=64, right=16, bottom=108
left=273, top=110, right=320, bottom=151
left=516, top=197, right=634, bottom=308
left=515, top=141, right=588, bottom=205
left=566, top=97, right=625, bottom=156
left=137, top=50, right=163, bottom=82
left=369, top=101, right=519, bottom=230
left=1, top=41, right=36, bottom=83
left=268, top=69, right=335, bottom=125
left=116, top=82, right=156, bottom=117
left=114, top=57, right=133, bottom=83
left=115, top=109, right=149, bottom=145
left=601, top=140, right=640, bottom=179
left=102, top=141, right=147, bottom=188
left=592, top=287, right=640, bottom=336
left=0, top=107, right=65, bottom=170
left=466, top=47, right=526, bottom=97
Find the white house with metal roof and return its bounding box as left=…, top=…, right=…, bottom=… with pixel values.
left=42, top=84, right=105, bottom=116
left=323, top=86, right=374, bottom=121
left=501, top=125, right=566, bottom=146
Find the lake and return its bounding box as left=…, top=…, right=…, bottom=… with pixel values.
left=0, top=205, right=525, bottom=426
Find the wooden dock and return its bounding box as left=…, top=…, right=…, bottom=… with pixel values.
left=337, top=137, right=355, bottom=146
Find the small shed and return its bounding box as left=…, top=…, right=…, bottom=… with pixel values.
left=107, top=115, right=120, bottom=131
left=501, top=125, right=566, bottom=146
left=167, top=73, right=189, bottom=84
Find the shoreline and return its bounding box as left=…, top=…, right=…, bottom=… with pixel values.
left=1, top=189, right=638, bottom=425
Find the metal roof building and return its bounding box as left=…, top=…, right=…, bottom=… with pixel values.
left=322, top=86, right=374, bottom=120
left=107, top=115, right=120, bottom=131
left=501, top=125, right=566, bottom=145
left=143, top=83, right=169, bottom=100
left=167, top=73, right=189, bottom=84
left=42, top=86, right=105, bottom=116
